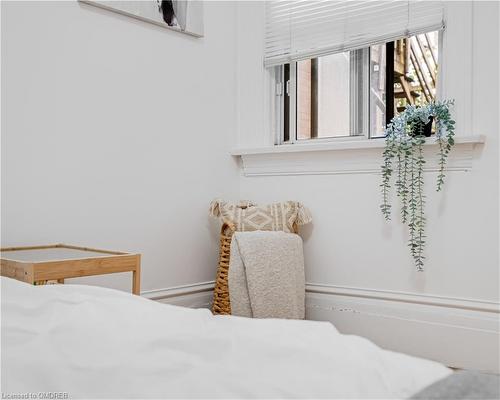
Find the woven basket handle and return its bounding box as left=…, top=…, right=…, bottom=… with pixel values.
left=221, top=222, right=236, bottom=235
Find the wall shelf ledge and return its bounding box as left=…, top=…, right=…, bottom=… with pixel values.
left=232, top=135, right=485, bottom=177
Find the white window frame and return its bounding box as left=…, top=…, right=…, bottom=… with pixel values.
left=233, top=3, right=484, bottom=179
left=274, top=49, right=370, bottom=145
left=271, top=32, right=443, bottom=147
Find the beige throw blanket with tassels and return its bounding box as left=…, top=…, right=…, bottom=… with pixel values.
left=228, top=231, right=305, bottom=319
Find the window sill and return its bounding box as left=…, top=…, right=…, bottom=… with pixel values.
left=232, top=135, right=485, bottom=177
left=231, top=135, right=485, bottom=156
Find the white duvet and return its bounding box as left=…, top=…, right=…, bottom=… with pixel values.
left=1, top=277, right=451, bottom=399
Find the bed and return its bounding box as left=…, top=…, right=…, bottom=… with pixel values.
left=1, top=277, right=452, bottom=399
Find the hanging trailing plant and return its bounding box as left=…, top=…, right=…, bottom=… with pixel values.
left=380, top=100, right=455, bottom=271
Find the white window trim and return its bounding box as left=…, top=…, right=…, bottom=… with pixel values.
left=234, top=2, right=480, bottom=176
left=232, top=135, right=484, bottom=156
left=231, top=135, right=485, bottom=177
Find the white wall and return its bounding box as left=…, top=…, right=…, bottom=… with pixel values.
left=1, top=1, right=240, bottom=292
left=1, top=0, right=498, bottom=371
left=235, top=1, right=499, bottom=371
left=237, top=1, right=499, bottom=302
left=2, top=0, right=497, bottom=304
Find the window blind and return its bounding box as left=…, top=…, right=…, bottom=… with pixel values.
left=264, top=0, right=445, bottom=67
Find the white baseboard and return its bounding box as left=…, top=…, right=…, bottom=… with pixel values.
left=141, top=281, right=214, bottom=308
left=306, top=284, right=499, bottom=374
left=142, top=281, right=499, bottom=373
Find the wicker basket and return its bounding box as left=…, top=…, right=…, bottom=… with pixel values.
left=211, top=222, right=299, bottom=315
left=212, top=223, right=235, bottom=315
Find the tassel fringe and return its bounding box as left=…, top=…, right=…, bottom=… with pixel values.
left=297, top=203, right=313, bottom=225
left=209, top=199, right=223, bottom=218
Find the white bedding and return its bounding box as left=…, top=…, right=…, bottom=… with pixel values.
left=1, top=277, right=451, bottom=399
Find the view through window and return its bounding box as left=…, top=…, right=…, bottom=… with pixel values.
left=281, top=31, right=439, bottom=142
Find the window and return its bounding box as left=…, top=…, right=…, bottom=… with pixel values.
left=276, top=31, right=440, bottom=144
left=371, top=32, right=440, bottom=138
